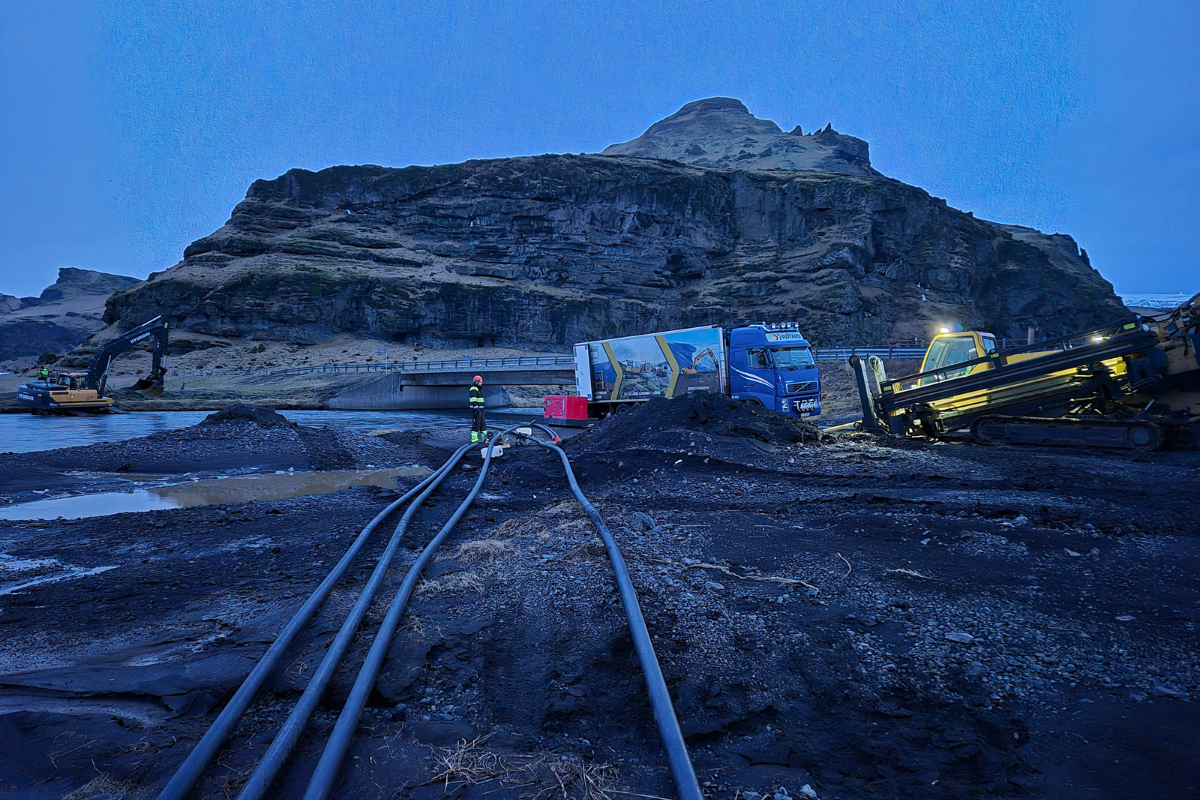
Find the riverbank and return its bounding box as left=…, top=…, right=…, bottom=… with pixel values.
left=1, top=403, right=1196, bottom=798
left=2, top=332, right=577, bottom=413
left=0, top=356, right=889, bottom=420
left=0, top=370, right=398, bottom=414
left=0, top=407, right=479, bottom=456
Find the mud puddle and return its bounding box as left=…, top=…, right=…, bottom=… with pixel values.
left=0, top=467, right=430, bottom=520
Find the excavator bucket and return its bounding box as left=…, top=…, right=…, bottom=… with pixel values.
left=127, top=376, right=164, bottom=397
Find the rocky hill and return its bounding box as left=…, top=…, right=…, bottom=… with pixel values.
left=0, top=268, right=139, bottom=366
left=603, top=97, right=879, bottom=175
left=98, top=99, right=1126, bottom=350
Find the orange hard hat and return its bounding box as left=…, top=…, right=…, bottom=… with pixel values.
left=472, top=375, right=482, bottom=383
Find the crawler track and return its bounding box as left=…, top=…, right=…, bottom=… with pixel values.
left=156, top=424, right=701, bottom=800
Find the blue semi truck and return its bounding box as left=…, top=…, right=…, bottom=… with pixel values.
left=548, top=323, right=822, bottom=419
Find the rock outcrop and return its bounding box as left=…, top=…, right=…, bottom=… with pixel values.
left=98, top=100, right=1126, bottom=350
left=0, top=268, right=139, bottom=365
left=602, top=97, right=879, bottom=176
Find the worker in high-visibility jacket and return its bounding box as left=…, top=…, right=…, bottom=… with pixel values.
left=469, top=375, right=487, bottom=443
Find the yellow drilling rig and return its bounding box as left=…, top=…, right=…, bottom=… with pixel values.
left=851, top=292, right=1200, bottom=450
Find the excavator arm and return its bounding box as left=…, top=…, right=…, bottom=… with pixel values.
left=85, top=316, right=170, bottom=397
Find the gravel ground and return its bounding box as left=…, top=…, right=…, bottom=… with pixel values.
left=0, top=403, right=1196, bottom=799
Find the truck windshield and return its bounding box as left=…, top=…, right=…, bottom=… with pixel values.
left=770, top=347, right=815, bottom=370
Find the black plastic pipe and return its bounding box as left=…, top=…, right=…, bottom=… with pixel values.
left=155, top=444, right=472, bottom=800
left=525, top=435, right=704, bottom=800
left=235, top=442, right=476, bottom=800
left=302, top=432, right=513, bottom=800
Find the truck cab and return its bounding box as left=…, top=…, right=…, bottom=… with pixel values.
left=728, top=323, right=822, bottom=417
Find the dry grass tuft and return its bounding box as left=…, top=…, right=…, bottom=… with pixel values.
left=448, top=538, right=516, bottom=563
left=430, top=736, right=619, bottom=800
left=115, top=739, right=154, bottom=756
left=213, top=738, right=257, bottom=799
left=493, top=517, right=528, bottom=535
left=542, top=500, right=578, bottom=517
left=543, top=756, right=620, bottom=800
left=418, top=572, right=486, bottom=595
left=432, top=733, right=508, bottom=788
left=62, top=773, right=132, bottom=800
left=562, top=540, right=607, bottom=563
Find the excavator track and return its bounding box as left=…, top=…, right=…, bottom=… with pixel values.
left=971, top=415, right=1164, bottom=451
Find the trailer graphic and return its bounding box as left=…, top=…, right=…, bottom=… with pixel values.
left=588, top=328, right=725, bottom=401
left=553, top=323, right=822, bottom=420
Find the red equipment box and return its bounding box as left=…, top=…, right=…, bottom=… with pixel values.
left=544, top=395, right=589, bottom=420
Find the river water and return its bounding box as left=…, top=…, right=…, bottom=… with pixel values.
left=0, top=467, right=433, bottom=521
left=0, top=409, right=529, bottom=455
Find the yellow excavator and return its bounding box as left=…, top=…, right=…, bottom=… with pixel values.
left=680, top=347, right=718, bottom=375
left=16, top=316, right=169, bottom=414
left=851, top=292, right=1200, bottom=450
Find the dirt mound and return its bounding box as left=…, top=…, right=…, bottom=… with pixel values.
left=572, top=394, right=823, bottom=454
left=201, top=403, right=296, bottom=429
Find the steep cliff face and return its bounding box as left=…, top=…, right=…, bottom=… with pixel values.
left=0, top=268, right=139, bottom=364
left=102, top=102, right=1125, bottom=349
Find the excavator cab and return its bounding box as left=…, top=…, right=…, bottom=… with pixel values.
left=59, top=372, right=86, bottom=390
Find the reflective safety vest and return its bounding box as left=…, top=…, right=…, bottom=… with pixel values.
left=469, top=385, right=484, bottom=408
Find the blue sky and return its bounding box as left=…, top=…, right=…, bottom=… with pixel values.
left=1, top=0, right=1196, bottom=298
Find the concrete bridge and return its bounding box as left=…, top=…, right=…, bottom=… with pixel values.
left=301, top=349, right=929, bottom=410
left=326, top=360, right=574, bottom=410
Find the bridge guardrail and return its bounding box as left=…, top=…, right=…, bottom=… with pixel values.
left=814, top=347, right=927, bottom=361
left=268, top=355, right=578, bottom=377
left=173, top=367, right=276, bottom=378
left=172, top=348, right=930, bottom=381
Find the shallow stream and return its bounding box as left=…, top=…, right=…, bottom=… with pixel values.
left=0, top=409, right=476, bottom=454
left=0, top=467, right=431, bottom=521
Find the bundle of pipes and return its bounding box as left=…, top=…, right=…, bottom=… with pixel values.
left=155, top=424, right=702, bottom=800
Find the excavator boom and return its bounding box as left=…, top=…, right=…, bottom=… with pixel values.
left=86, top=315, right=169, bottom=396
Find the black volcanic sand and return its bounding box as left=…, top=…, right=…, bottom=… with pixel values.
left=0, top=403, right=1198, bottom=799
